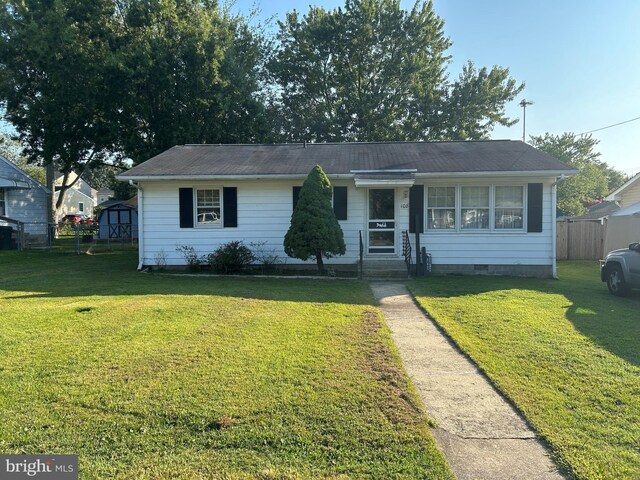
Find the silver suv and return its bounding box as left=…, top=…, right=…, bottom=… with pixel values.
left=601, top=242, right=640, bottom=296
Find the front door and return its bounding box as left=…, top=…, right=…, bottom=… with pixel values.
left=368, top=188, right=395, bottom=254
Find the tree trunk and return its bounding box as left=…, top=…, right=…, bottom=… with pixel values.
left=55, top=172, right=71, bottom=210
left=315, top=251, right=324, bottom=273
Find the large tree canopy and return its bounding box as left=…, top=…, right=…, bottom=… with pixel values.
left=530, top=132, right=626, bottom=216
left=0, top=0, right=122, bottom=216
left=0, top=0, right=270, bottom=224
left=267, top=0, right=523, bottom=142
left=116, top=0, right=270, bottom=164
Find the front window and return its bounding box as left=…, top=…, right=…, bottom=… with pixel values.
left=0, top=188, right=5, bottom=216
left=495, top=186, right=524, bottom=229
left=427, top=187, right=455, bottom=229
left=196, top=189, right=221, bottom=225
left=461, top=186, right=489, bottom=229
left=78, top=202, right=84, bottom=212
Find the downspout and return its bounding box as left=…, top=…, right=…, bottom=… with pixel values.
left=551, top=181, right=558, bottom=278
left=129, top=180, right=144, bottom=271
left=550, top=175, right=567, bottom=279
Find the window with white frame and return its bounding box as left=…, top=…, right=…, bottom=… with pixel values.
left=0, top=188, right=5, bottom=216
left=78, top=202, right=84, bottom=212
left=461, top=186, right=490, bottom=229
left=495, top=186, right=524, bottom=229
left=427, top=186, right=456, bottom=229
left=196, top=189, right=221, bottom=225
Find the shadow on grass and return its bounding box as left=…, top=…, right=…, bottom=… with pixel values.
left=410, top=262, right=640, bottom=367
left=0, top=250, right=374, bottom=306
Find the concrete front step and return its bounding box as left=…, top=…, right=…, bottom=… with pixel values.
left=363, top=271, right=410, bottom=280
left=362, top=260, right=410, bottom=279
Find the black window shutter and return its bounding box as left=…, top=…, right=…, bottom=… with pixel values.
left=527, top=183, right=543, bottom=232
left=223, top=187, right=237, bottom=228
left=179, top=188, right=194, bottom=228
left=333, top=186, right=348, bottom=220
left=292, top=186, right=302, bottom=209
left=409, top=185, right=424, bottom=233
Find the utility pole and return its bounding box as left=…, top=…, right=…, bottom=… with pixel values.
left=519, top=99, right=533, bottom=142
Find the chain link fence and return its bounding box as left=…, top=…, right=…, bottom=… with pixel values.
left=0, top=220, right=137, bottom=254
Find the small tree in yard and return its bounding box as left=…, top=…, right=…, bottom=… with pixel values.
left=284, top=165, right=346, bottom=272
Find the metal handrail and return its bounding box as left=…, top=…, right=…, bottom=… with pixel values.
left=359, top=230, right=364, bottom=279
left=402, top=230, right=412, bottom=275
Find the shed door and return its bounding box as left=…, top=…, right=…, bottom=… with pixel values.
left=108, top=209, right=132, bottom=238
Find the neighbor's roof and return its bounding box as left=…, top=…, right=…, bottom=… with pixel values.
left=0, top=155, right=49, bottom=192
left=610, top=201, right=640, bottom=216
left=571, top=201, right=620, bottom=221
left=119, top=141, right=577, bottom=180
left=98, top=196, right=138, bottom=209
left=606, top=172, right=640, bottom=201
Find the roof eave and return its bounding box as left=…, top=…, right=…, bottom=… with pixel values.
left=119, top=169, right=578, bottom=182
left=117, top=173, right=356, bottom=182
left=414, top=169, right=579, bottom=178
left=605, top=172, right=640, bottom=201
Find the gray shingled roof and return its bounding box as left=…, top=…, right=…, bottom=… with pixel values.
left=571, top=201, right=620, bottom=221
left=119, top=141, right=576, bottom=178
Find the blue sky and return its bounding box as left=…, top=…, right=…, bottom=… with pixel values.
left=234, top=0, right=640, bottom=176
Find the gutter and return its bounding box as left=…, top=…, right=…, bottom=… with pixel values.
left=551, top=182, right=558, bottom=278
left=117, top=173, right=356, bottom=181
left=117, top=169, right=579, bottom=182
left=550, top=174, right=570, bottom=279
left=0, top=156, right=51, bottom=192
left=129, top=180, right=145, bottom=271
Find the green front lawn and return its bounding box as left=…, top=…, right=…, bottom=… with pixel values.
left=409, top=261, right=640, bottom=480
left=0, top=250, right=452, bottom=479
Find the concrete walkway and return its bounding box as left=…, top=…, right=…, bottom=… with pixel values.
left=370, top=282, right=564, bottom=480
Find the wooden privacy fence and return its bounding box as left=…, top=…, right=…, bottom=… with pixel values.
left=556, top=220, right=606, bottom=260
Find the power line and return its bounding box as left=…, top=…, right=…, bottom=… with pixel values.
left=578, top=115, right=640, bottom=136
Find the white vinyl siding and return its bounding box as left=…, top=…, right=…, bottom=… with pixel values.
left=137, top=177, right=555, bottom=269
left=139, top=180, right=371, bottom=266
left=620, top=181, right=640, bottom=208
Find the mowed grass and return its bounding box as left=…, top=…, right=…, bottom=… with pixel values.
left=409, top=261, right=640, bottom=480
left=0, top=250, right=452, bottom=479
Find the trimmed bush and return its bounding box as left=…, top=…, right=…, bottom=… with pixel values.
left=284, top=165, right=345, bottom=272
left=208, top=241, right=255, bottom=274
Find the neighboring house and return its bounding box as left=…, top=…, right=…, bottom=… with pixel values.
left=0, top=155, right=49, bottom=242
left=606, top=172, right=640, bottom=208
left=54, top=171, right=97, bottom=219
left=603, top=202, right=640, bottom=254
left=97, top=196, right=138, bottom=240
left=119, top=141, right=577, bottom=277
left=563, top=201, right=620, bottom=224
left=96, top=187, right=114, bottom=205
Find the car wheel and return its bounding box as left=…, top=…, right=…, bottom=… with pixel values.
left=607, top=264, right=629, bottom=297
